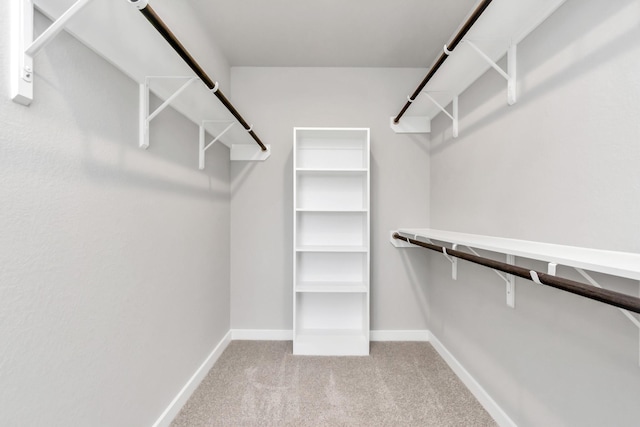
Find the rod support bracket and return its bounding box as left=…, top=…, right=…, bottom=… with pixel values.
left=506, top=255, right=516, bottom=308
left=128, top=0, right=149, bottom=10
left=443, top=244, right=458, bottom=280
left=390, top=231, right=416, bottom=247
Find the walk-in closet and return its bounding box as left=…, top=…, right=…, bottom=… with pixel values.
left=2, top=0, right=639, bottom=426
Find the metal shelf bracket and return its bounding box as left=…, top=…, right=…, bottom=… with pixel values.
left=441, top=244, right=459, bottom=280
left=199, top=120, right=234, bottom=170
left=464, top=40, right=517, bottom=106
left=422, top=92, right=459, bottom=138
left=11, top=0, right=96, bottom=105
left=139, top=76, right=197, bottom=149
left=463, top=246, right=516, bottom=308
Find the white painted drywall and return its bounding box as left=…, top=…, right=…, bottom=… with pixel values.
left=426, top=0, right=640, bottom=425
left=229, top=67, right=431, bottom=331
left=0, top=10, right=230, bottom=427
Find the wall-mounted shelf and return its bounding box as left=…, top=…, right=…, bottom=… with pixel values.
left=14, top=0, right=269, bottom=163
left=392, top=228, right=640, bottom=365
left=391, top=0, right=566, bottom=136
left=393, top=228, right=640, bottom=281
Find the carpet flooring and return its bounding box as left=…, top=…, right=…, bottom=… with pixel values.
left=170, top=341, right=497, bottom=427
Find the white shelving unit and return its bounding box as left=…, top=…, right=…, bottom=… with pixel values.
left=293, top=128, right=370, bottom=356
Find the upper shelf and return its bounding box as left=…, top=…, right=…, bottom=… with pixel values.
left=405, top=0, right=566, bottom=122
left=395, top=228, right=640, bottom=281
left=32, top=0, right=256, bottom=148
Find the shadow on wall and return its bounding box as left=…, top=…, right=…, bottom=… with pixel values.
left=398, top=249, right=430, bottom=324
left=429, top=0, right=638, bottom=151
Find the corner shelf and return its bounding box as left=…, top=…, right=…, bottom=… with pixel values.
left=293, top=127, right=370, bottom=356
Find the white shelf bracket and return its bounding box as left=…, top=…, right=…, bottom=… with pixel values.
left=506, top=255, right=516, bottom=308
left=11, top=0, right=95, bottom=105
left=464, top=40, right=517, bottom=106
left=463, top=246, right=516, bottom=308
left=422, top=92, right=458, bottom=138
left=439, top=244, right=458, bottom=280
left=139, top=76, right=197, bottom=149
left=199, top=120, right=234, bottom=170
left=574, top=268, right=640, bottom=367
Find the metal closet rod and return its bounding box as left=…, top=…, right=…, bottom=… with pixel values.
left=128, top=0, right=267, bottom=152
left=392, top=233, right=640, bottom=315
left=393, top=0, right=493, bottom=124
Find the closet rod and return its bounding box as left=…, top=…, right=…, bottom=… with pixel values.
left=392, top=233, right=640, bottom=315
left=393, top=0, right=493, bottom=124
left=128, top=0, right=267, bottom=152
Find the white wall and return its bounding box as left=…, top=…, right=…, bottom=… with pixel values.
left=426, top=0, right=640, bottom=425
left=0, top=11, right=231, bottom=427
left=229, top=67, right=431, bottom=332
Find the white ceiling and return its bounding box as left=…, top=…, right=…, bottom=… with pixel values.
left=184, top=0, right=479, bottom=68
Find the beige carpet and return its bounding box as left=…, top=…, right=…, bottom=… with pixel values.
left=170, top=341, right=496, bottom=427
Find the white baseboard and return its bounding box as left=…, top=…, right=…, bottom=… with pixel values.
left=231, top=329, right=293, bottom=340
left=370, top=330, right=429, bottom=341
left=427, top=332, right=517, bottom=427
left=152, top=330, right=232, bottom=427
left=230, top=329, right=429, bottom=342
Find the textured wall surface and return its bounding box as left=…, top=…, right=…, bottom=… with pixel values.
left=426, top=0, right=640, bottom=425
left=229, top=67, right=431, bottom=331
left=0, top=11, right=231, bottom=427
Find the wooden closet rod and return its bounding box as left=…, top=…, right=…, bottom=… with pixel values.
left=392, top=233, right=640, bottom=315
left=128, top=0, right=267, bottom=152
left=393, top=0, right=493, bottom=124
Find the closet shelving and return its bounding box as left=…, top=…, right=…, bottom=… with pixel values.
left=393, top=229, right=640, bottom=281
left=12, top=0, right=269, bottom=162
left=391, top=0, right=567, bottom=135
left=293, top=128, right=370, bottom=356
left=391, top=228, right=640, bottom=363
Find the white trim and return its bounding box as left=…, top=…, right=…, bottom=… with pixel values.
left=370, top=330, right=429, bottom=341
left=427, top=332, right=517, bottom=427
left=230, top=329, right=429, bottom=342
left=231, top=329, right=293, bottom=340
left=152, top=331, right=232, bottom=427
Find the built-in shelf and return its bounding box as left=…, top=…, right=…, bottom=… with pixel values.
left=294, top=329, right=368, bottom=356
left=296, top=245, right=368, bottom=253
left=296, top=168, right=368, bottom=173
left=394, top=228, right=640, bottom=281
left=296, top=208, right=368, bottom=213
left=296, top=281, right=368, bottom=293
